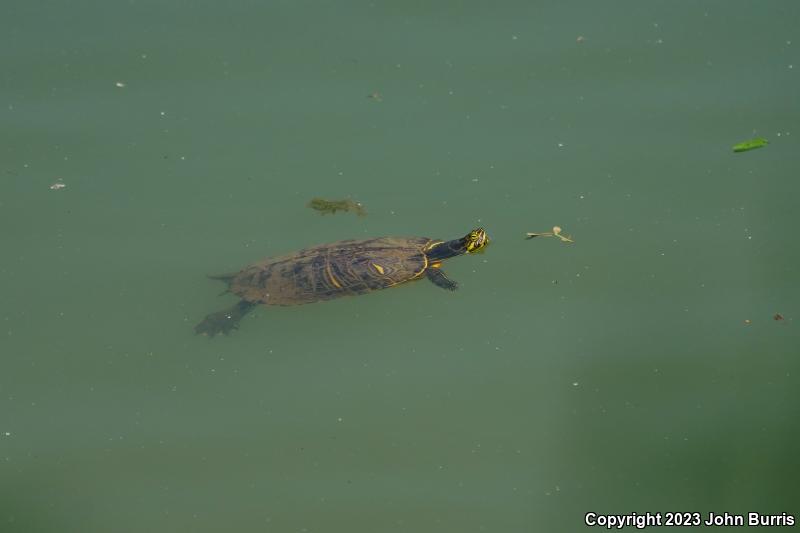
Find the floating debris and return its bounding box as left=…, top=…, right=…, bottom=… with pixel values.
left=732, top=137, right=768, bottom=153
left=526, top=225, right=574, bottom=243
left=115, top=81, right=126, bottom=88
left=744, top=319, right=752, bottom=325
left=367, top=92, right=383, bottom=102
left=307, top=197, right=367, bottom=217
left=773, top=313, right=784, bottom=321
left=576, top=35, right=586, bottom=43
left=49, top=179, right=66, bottom=190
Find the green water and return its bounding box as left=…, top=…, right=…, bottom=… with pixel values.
left=2, top=1, right=799, bottom=531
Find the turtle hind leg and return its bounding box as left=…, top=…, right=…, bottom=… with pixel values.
left=195, top=300, right=257, bottom=337
left=426, top=268, right=458, bottom=291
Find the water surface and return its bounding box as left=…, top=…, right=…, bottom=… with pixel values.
left=2, top=1, right=799, bottom=531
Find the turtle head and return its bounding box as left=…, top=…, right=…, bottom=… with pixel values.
left=464, top=227, right=489, bottom=253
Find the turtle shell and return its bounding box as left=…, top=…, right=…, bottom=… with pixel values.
left=225, top=236, right=433, bottom=305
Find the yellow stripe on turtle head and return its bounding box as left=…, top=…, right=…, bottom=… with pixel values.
left=371, top=263, right=385, bottom=275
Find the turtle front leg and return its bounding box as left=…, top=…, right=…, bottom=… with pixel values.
left=426, top=267, right=458, bottom=291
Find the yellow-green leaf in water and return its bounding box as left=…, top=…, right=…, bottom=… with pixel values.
left=525, top=225, right=575, bottom=243
left=732, top=138, right=768, bottom=153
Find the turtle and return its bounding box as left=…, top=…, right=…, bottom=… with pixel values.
left=195, top=227, right=489, bottom=336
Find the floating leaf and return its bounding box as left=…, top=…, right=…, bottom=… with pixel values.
left=525, top=226, right=574, bottom=243
left=732, top=138, right=768, bottom=153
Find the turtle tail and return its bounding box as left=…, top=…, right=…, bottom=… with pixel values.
left=208, top=272, right=237, bottom=295
left=208, top=272, right=237, bottom=282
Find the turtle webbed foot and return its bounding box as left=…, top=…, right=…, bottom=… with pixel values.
left=194, top=310, right=241, bottom=337
left=195, top=300, right=256, bottom=337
